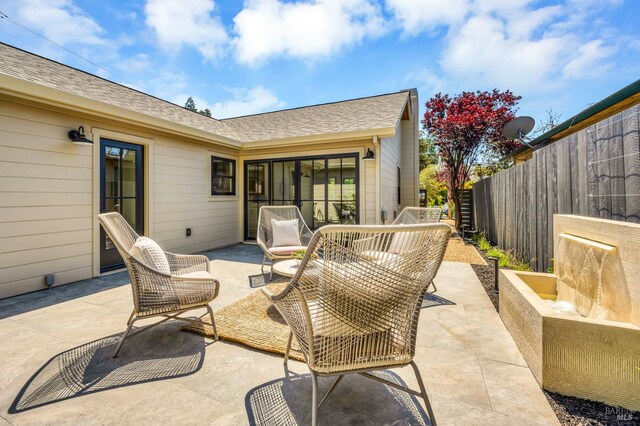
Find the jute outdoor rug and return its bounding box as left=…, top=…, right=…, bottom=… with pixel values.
left=182, top=281, right=305, bottom=362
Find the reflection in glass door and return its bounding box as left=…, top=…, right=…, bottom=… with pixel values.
left=272, top=160, right=296, bottom=206
left=327, top=157, right=357, bottom=225
left=245, top=162, right=270, bottom=239
left=100, top=139, right=144, bottom=272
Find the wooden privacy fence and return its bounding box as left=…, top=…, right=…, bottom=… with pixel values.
left=473, top=105, right=640, bottom=272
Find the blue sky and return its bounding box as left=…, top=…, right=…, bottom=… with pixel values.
left=1, top=0, right=638, bottom=134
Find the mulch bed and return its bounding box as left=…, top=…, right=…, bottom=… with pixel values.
left=465, top=237, right=640, bottom=426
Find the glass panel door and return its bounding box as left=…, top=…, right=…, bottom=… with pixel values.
left=245, top=162, right=270, bottom=239
left=272, top=160, right=296, bottom=206
left=100, top=139, right=144, bottom=272
left=299, top=160, right=315, bottom=228
left=243, top=154, right=358, bottom=239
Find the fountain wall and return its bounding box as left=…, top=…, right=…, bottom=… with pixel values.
left=500, top=215, right=640, bottom=410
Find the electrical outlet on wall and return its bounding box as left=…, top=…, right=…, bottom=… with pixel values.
left=45, top=274, right=55, bottom=287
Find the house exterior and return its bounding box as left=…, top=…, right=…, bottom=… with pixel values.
left=0, top=43, right=420, bottom=299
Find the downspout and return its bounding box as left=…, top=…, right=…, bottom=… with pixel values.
left=373, top=135, right=381, bottom=224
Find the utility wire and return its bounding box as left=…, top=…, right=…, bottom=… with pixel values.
left=0, top=10, right=132, bottom=85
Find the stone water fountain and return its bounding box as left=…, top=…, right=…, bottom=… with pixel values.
left=499, top=215, right=640, bottom=411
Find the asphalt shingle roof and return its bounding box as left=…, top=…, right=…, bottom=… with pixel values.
left=0, top=43, right=409, bottom=144
left=222, top=91, right=409, bottom=143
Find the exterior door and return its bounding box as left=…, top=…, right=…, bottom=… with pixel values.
left=244, top=154, right=359, bottom=239
left=245, top=161, right=270, bottom=240
left=100, top=139, right=144, bottom=272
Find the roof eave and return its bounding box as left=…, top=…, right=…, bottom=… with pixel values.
left=0, top=73, right=242, bottom=148
left=240, top=127, right=397, bottom=150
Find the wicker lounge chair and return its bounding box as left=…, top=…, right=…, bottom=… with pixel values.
left=263, top=223, right=451, bottom=426
left=257, top=205, right=313, bottom=279
left=393, top=207, right=445, bottom=292
left=98, top=212, right=220, bottom=358
left=393, top=207, right=442, bottom=224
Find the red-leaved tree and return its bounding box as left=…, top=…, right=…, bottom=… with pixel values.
left=423, top=89, right=522, bottom=229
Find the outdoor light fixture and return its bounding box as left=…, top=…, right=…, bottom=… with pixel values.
left=67, top=126, right=93, bottom=145
left=362, top=148, right=375, bottom=161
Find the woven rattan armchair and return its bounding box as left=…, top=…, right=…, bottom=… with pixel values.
left=393, top=207, right=442, bottom=225
left=393, top=207, right=444, bottom=292
left=98, top=212, right=220, bottom=358
left=257, top=205, right=313, bottom=279
left=263, top=223, right=451, bottom=426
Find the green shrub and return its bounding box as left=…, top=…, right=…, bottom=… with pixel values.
left=513, top=260, right=533, bottom=271
left=486, top=248, right=502, bottom=259
left=478, top=237, right=491, bottom=251
left=546, top=258, right=554, bottom=273
left=498, top=256, right=511, bottom=268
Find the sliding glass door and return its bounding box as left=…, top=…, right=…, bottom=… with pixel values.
left=244, top=154, right=359, bottom=239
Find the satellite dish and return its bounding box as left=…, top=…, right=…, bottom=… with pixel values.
left=502, top=115, right=536, bottom=142
left=502, top=116, right=535, bottom=140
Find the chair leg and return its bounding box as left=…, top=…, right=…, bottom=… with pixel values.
left=318, top=375, right=344, bottom=409
left=112, top=312, right=136, bottom=358
left=270, top=262, right=274, bottom=280
left=261, top=254, right=267, bottom=274
left=411, top=361, right=437, bottom=426
left=206, top=304, right=218, bottom=341
left=284, top=331, right=293, bottom=364
left=429, top=280, right=438, bottom=293
left=310, top=369, right=319, bottom=426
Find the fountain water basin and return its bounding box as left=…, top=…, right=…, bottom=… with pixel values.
left=499, top=215, right=640, bottom=411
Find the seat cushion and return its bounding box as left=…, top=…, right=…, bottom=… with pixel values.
left=131, top=237, right=171, bottom=274
left=388, top=230, right=421, bottom=254
left=178, top=271, right=213, bottom=279
left=359, top=250, right=399, bottom=263
left=271, top=218, right=302, bottom=247
left=268, top=245, right=307, bottom=255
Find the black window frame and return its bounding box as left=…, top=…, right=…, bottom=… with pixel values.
left=211, top=156, right=236, bottom=196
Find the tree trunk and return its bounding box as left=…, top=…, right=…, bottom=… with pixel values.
left=452, top=187, right=463, bottom=230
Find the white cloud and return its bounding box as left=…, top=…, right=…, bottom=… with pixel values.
left=6, top=0, right=105, bottom=46
left=562, top=40, right=614, bottom=79
left=144, top=0, right=228, bottom=60
left=233, top=0, right=386, bottom=65
left=116, top=53, right=152, bottom=73
left=415, top=1, right=617, bottom=94
left=405, top=69, right=447, bottom=95
left=174, top=86, right=285, bottom=119
left=386, top=0, right=468, bottom=35
left=440, top=14, right=566, bottom=93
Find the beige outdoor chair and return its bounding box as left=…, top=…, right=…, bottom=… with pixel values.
left=257, top=205, right=313, bottom=279
left=263, top=223, right=451, bottom=426
left=393, top=207, right=442, bottom=225
left=98, top=212, right=220, bottom=358
left=393, top=207, right=444, bottom=292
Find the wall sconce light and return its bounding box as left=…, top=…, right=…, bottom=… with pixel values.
left=362, top=148, right=375, bottom=161
left=67, top=126, right=93, bottom=145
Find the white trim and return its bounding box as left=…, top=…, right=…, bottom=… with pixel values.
left=0, top=74, right=241, bottom=148
left=92, top=127, right=154, bottom=277
left=373, top=136, right=381, bottom=224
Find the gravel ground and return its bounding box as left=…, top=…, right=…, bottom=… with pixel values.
left=465, top=240, right=640, bottom=426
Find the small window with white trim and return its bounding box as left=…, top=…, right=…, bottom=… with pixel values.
left=211, top=156, right=236, bottom=196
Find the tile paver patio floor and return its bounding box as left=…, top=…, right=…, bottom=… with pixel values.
left=0, top=244, right=559, bottom=425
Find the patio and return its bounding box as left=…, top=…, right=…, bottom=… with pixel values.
left=0, top=244, right=558, bottom=426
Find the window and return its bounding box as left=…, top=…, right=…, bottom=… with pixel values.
left=397, top=166, right=401, bottom=205
left=211, top=156, right=236, bottom=196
